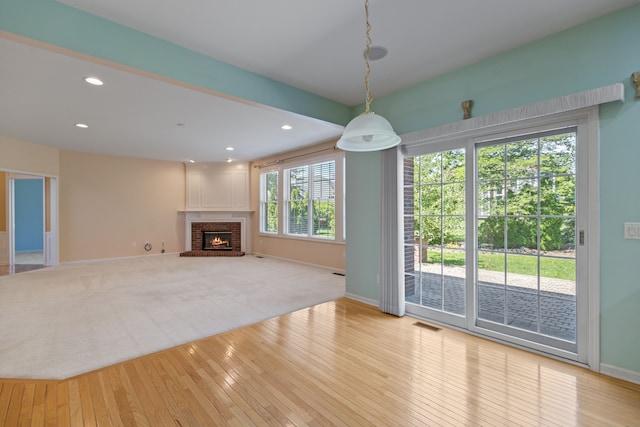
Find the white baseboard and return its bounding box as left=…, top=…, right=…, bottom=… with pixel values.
left=251, top=251, right=345, bottom=275
left=600, top=364, right=640, bottom=385
left=345, top=293, right=378, bottom=307
left=61, top=252, right=181, bottom=266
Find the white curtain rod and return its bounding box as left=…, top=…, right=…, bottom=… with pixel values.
left=253, top=146, right=339, bottom=169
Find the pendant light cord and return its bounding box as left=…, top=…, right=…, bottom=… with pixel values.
left=364, top=0, right=373, bottom=114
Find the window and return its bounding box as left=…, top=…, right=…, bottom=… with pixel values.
left=285, top=160, right=336, bottom=239
left=259, top=170, right=278, bottom=233
left=257, top=149, right=344, bottom=243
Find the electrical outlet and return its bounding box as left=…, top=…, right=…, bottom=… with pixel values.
left=624, top=223, right=640, bottom=239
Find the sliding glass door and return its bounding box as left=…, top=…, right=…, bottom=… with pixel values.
left=404, top=121, right=588, bottom=361
left=475, top=129, right=578, bottom=354
left=404, top=145, right=467, bottom=328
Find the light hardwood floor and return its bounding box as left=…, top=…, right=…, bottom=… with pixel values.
left=1, top=298, right=639, bottom=426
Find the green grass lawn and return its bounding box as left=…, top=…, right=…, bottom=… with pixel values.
left=425, top=250, right=575, bottom=281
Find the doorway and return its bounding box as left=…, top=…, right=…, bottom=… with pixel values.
left=13, top=176, right=44, bottom=266
left=2, top=172, right=58, bottom=274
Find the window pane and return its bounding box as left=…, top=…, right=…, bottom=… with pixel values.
left=311, top=161, right=335, bottom=239
left=507, top=139, right=538, bottom=179
left=287, top=166, right=309, bottom=235
left=540, top=217, right=575, bottom=252
left=419, top=184, right=441, bottom=214
left=416, top=153, right=442, bottom=185
left=506, top=217, right=538, bottom=250
left=540, top=176, right=575, bottom=216
left=477, top=181, right=505, bottom=216
left=506, top=178, right=538, bottom=216
left=312, top=161, right=335, bottom=199
left=260, top=171, right=278, bottom=233
left=289, top=166, right=308, bottom=199
left=477, top=145, right=505, bottom=181
left=442, top=183, right=464, bottom=215
left=288, top=200, right=308, bottom=235
left=478, top=216, right=504, bottom=250
left=444, top=216, right=465, bottom=248
left=442, top=149, right=465, bottom=183
left=313, top=200, right=335, bottom=238
left=540, top=133, right=576, bottom=175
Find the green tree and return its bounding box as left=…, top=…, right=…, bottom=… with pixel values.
left=288, top=167, right=308, bottom=234
left=414, top=150, right=465, bottom=246
left=475, top=133, right=576, bottom=251
left=263, top=171, right=278, bottom=233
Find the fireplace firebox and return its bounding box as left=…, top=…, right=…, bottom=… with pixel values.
left=180, top=220, right=244, bottom=257
left=202, top=231, right=232, bottom=251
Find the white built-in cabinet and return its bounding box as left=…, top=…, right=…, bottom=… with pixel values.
left=185, top=162, right=250, bottom=211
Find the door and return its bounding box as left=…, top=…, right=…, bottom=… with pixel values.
left=404, top=144, right=468, bottom=328
left=404, top=120, right=589, bottom=363
left=475, top=128, right=580, bottom=356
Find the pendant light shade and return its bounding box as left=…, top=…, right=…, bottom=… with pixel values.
left=337, top=112, right=401, bottom=151
left=337, top=0, right=400, bottom=152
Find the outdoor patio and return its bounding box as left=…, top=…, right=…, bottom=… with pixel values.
left=406, top=267, right=577, bottom=342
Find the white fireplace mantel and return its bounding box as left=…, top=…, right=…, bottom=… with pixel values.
left=185, top=162, right=250, bottom=211
left=183, top=211, right=251, bottom=252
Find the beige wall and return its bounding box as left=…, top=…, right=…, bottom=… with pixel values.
left=250, top=140, right=345, bottom=271
left=59, top=151, right=185, bottom=262
left=0, top=136, right=59, bottom=176
left=2, top=135, right=343, bottom=267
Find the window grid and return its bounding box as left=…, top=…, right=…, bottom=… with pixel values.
left=404, top=149, right=466, bottom=315
left=285, top=160, right=336, bottom=239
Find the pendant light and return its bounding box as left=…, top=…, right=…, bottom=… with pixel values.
left=337, top=0, right=401, bottom=152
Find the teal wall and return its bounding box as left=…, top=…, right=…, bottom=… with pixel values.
left=345, top=152, right=381, bottom=302
left=1, top=0, right=639, bottom=375
left=0, top=0, right=351, bottom=126
left=14, top=179, right=44, bottom=252
left=347, top=4, right=640, bottom=375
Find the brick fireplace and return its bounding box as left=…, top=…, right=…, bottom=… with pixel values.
left=181, top=218, right=246, bottom=257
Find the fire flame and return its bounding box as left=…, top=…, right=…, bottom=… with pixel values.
left=211, top=237, right=229, bottom=247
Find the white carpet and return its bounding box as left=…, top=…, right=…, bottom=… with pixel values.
left=0, top=255, right=345, bottom=379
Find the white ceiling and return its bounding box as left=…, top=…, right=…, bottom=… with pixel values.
left=1, top=0, right=638, bottom=163
left=0, top=37, right=342, bottom=163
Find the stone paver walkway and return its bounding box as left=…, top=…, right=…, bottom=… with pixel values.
left=406, top=263, right=576, bottom=342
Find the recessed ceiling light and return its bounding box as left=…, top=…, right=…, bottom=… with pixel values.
left=188, top=159, right=195, bottom=163
left=226, top=159, right=233, bottom=163
left=84, top=77, right=103, bottom=86
left=363, top=46, right=388, bottom=61
left=75, top=123, right=88, bottom=129
left=225, top=147, right=234, bottom=151
left=281, top=125, right=292, bottom=130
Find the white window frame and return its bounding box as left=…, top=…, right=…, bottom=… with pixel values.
left=258, top=150, right=345, bottom=244
left=285, top=160, right=336, bottom=239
